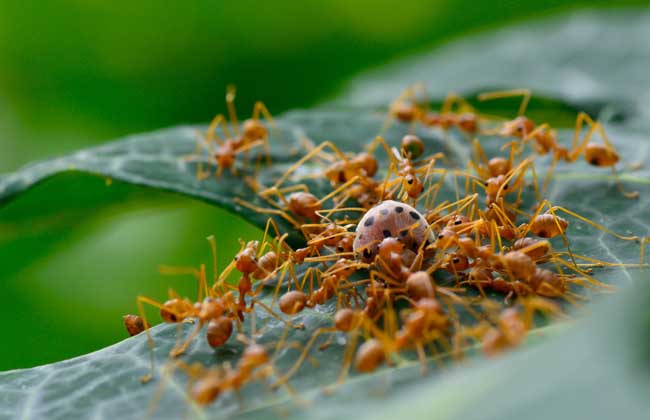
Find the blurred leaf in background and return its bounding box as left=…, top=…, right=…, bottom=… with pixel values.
left=1, top=0, right=649, bottom=371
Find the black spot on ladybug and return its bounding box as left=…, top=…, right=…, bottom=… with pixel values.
left=364, top=216, right=375, bottom=227
left=452, top=257, right=460, bottom=264
left=382, top=230, right=391, bottom=238
left=454, top=218, right=462, bottom=225
left=409, top=211, right=420, bottom=220
left=363, top=248, right=372, bottom=259
left=395, top=206, right=404, bottom=213
left=380, top=208, right=389, bottom=216
left=407, top=177, right=414, bottom=184
left=590, top=157, right=600, bottom=165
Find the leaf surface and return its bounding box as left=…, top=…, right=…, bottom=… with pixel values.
left=1, top=8, right=650, bottom=420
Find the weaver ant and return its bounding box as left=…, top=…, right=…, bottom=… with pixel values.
left=188, top=85, right=277, bottom=178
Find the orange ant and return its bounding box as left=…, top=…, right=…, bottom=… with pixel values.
left=479, top=89, right=638, bottom=198
left=386, top=85, right=479, bottom=135
left=366, top=135, right=446, bottom=203
left=188, top=85, right=277, bottom=178
left=458, top=298, right=562, bottom=357
left=134, top=231, right=302, bottom=382
left=235, top=172, right=363, bottom=230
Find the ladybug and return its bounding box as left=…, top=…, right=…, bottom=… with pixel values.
left=353, top=200, right=434, bottom=261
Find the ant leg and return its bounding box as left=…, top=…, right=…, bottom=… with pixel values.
left=545, top=202, right=640, bottom=242
left=225, top=85, right=239, bottom=136
left=441, top=91, right=475, bottom=114
left=205, top=236, right=221, bottom=288
left=250, top=299, right=305, bottom=330
left=611, top=166, right=640, bottom=199
left=183, top=134, right=215, bottom=181
left=252, top=100, right=279, bottom=132
left=519, top=297, right=563, bottom=330
left=472, top=138, right=490, bottom=173
left=272, top=327, right=337, bottom=387
left=570, top=111, right=599, bottom=152
left=316, top=175, right=361, bottom=205
left=566, top=114, right=639, bottom=199
left=539, top=153, right=560, bottom=198
left=367, top=136, right=403, bottom=167
left=136, top=295, right=185, bottom=383
left=259, top=217, right=285, bottom=257
left=233, top=197, right=302, bottom=229
left=495, top=158, right=532, bottom=203
left=252, top=100, right=283, bottom=155
left=206, top=114, right=228, bottom=144
left=477, top=88, right=532, bottom=116
left=268, top=141, right=349, bottom=191
left=257, top=185, right=301, bottom=214
left=552, top=257, right=617, bottom=291
left=169, top=322, right=204, bottom=358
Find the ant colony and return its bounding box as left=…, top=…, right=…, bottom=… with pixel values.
left=123, top=86, right=647, bottom=412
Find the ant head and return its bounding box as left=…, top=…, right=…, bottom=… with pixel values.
left=502, top=116, right=535, bottom=137
left=435, top=228, right=458, bottom=250
left=443, top=253, right=470, bottom=271
left=160, top=298, right=183, bottom=323
left=486, top=175, right=508, bottom=196
left=234, top=245, right=258, bottom=274
left=405, top=175, right=424, bottom=198
left=324, top=161, right=349, bottom=184
left=447, top=214, right=470, bottom=230
left=457, top=113, right=478, bottom=133
left=215, top=147, right=236, bottom=168
left=336, top=235, right=354, bottom=254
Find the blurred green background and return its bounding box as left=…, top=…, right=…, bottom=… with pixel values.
left=1, top=0, right=649, bottom=370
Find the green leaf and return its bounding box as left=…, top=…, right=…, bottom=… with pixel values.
left=333, top=8, right=650, bottom=123
left=1, top=110, right=648, bottom=419
left=2, top=8, right=650, bottom=420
